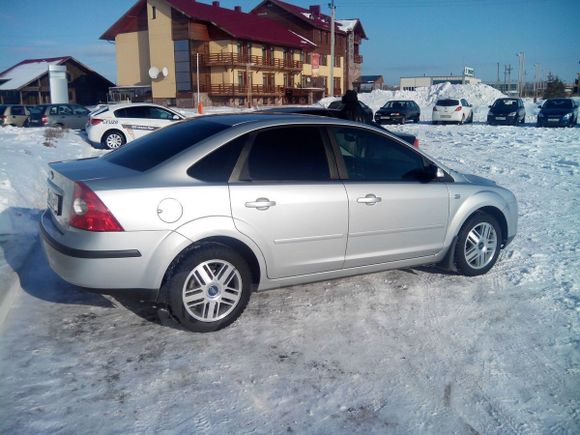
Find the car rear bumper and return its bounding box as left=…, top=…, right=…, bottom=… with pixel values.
left=432, top=112, right=462, bottom=122
left=537, top=117, right=572, bottom=127
left=375, top=115, right=406, bottom=124
left=488, top=115, right=518, bottom=125
left=39, top=210, right=175, bottom=291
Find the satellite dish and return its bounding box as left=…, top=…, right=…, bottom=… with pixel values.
left=161, top=67, right=169, bottom=78
left=148, top=66, right=160, bottom=79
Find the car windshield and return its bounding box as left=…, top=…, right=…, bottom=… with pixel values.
left=436, top=99, right=460, bottom=107
left=382, top=101, right=405, bottom=109
left=102, top=118, right=230, bottom=171
left=493, top=99, right=518, bottom=109
left=543, top=99, right=573, bottom=109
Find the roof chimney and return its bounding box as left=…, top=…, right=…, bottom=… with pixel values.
left=234, top=5, right=241, bottom=12
left=212, top=1, right=220, bottom=6
left=309, top=5, right=320, bottom=16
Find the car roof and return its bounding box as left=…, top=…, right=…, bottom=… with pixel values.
left=106, top=102, right=177, bottom=110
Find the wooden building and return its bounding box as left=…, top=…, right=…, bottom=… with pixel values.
left=101, top=0, right=366, bottom=106
left=0, top=57, right=113, bottom=105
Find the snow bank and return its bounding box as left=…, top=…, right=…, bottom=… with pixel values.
left=320, top=82, right=507, bottom=121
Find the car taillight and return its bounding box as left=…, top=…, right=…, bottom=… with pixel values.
left=455, top=106, right=462, bottom=112
left=69, top=182, right=124, bottom=232
left=90, top=118, right=103, bottom=126
left=41, top=115, right=48, bottom=125
left=413, top=138, right=420, bottom=148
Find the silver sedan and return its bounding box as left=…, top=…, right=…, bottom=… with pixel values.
left=40, top=114, right=517, bottom=332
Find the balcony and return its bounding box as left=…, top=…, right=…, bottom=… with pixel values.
left=354, top=54, right=363, bottom=64
left=206, top=84, right=285, bottom=97
left=204, top=53, right=302, bottom=72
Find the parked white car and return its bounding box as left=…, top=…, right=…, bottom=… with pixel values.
left=432, top=98, right=473, bottom=125
left=86, top=103, right=185, bottom=149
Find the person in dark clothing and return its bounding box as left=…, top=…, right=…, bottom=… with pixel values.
left=341, top=90, right=367, bottom=123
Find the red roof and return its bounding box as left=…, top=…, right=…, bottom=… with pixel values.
left=252, top=0, right=345, bottom=34
left=101, top=0, right=147, bottom=41
left=101, top=0, right=316, bottom=50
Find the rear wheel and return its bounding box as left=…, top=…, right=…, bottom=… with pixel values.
left=165, top=244, right=252, bottom=332
left=102, top=130, right=126, bottom=149
left=454, top=212, right=502, bottom=276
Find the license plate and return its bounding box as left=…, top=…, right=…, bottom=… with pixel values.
left=548, top=118, right=559, bottom=122
left=495, top=116, right=506, bottom=120
left=381, top=116, right=391, bottom=119
left=47, top=188, right=62, bottom=216
left=441, top=115, right=451, bottom=119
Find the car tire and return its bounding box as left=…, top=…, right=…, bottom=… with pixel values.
left=415, top=116, right=420, bottom=123
left=400, top=118, right=406, bottom=125
left=24, top=119, right=30, bottom=128
left=102, top=130, right=126, bottom=149
left=165, top=244, right=253, bottom=332
left=454, top=212, right=502, bottom=276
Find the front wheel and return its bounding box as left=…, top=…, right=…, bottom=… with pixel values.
left=102, top=130, right=126, bottom=149
left=165, top=244, right=253, bottom=332
left=454, top=213, right=502, bottom=276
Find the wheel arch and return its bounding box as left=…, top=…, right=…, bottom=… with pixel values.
left=156, top=233, right=265, bottom=305
left=447, top=191, right=511, bottom=247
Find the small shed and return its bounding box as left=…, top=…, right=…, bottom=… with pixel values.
left=0, top=57, right=113, bottom=105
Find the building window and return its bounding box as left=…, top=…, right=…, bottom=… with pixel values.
left=335, top=56, right=341, bottom=68
left=320, top=55, right=328, bottom=66
left=152, top=6, right=156, bottom=19
left=302, top=75, right=312, bottom=87
left=174, top=40, right=191, bottom=92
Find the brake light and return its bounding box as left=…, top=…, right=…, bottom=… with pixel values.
left=41, top=115, right=48, bottom=125
left=413, top=138, right=420, bottom=148
left=69, top=182, right=124, bottom=232
left=90, top=118, right=103, bottom=126
left=455, top=106, right=462, bottom=112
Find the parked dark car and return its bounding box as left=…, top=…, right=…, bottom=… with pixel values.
left=537, top=98, right=578, bottom=127
left=41, top=103, right=91, bottom=129
left=328, top=99, right=374, bottom=124
left=374, top=100, right=420, bottom=124
left=487, top=98, right=526, bottom=125
left=26, top=105, right=47, bottom=127
left=258, top=106, right=419, bottom=148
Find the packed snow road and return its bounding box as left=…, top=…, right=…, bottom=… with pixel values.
left=1, top=121, right=579, bottom=434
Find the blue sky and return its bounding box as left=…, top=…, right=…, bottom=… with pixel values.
left=1, top=0, right=578, bottom=85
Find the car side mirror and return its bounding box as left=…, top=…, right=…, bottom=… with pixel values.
left=426, top=164, right=445, bottom=180
left=172, top=114, right=181, bottom=120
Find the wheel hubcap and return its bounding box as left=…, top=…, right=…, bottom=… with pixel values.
left=464, top=222, right=498, bottom=269
left=106, top=134, right=122, bottom=148
left=182, top=260, right=242, bottom=322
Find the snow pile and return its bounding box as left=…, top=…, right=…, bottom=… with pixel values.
left=320, top=82, right=507, bottom=121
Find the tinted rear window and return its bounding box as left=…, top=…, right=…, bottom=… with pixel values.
left=437, top=99, right=460, bottom=106
left=102, top=119, right=230, bottom=171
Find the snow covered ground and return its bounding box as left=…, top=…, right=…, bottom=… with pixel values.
left=0, top=86, right=579, bottom=433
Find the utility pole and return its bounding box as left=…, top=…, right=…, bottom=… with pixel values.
left=533, top=63, right=540, bottom=101
left=516, top=51, right=525, bottom=97
left=329, top=0, right=336, bottom=96
left=496, top=62, right=500, bottom=87
left=506, top=64, right=513, bottom=95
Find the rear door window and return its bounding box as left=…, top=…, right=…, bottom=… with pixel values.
left=188, top=135, right=247, bottom=182
left=58, top=105, right=73, bottom=115
left=242, top=127, right=331, bottom=181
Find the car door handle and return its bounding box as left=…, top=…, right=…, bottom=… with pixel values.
left=357, top=194, right=382, bottom=205
left=245, top=198, right=276, bottom=210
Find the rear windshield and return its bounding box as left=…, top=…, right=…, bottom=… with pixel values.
left=436, top=99, right=459, bottom=106
left=493, top=99, right=518, bottom=109
left=102, top=118, right=230, bottom=171
left=543, top=99, right=573, bottom=109
left=27, top=105, right=45, bottom=114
